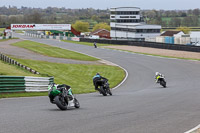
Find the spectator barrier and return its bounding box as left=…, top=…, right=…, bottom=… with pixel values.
left=0, top=76, right=54, bottom=93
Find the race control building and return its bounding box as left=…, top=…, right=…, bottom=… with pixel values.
left=110, top=7, right=161, bottom=40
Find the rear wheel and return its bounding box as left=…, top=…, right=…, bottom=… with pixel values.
left=160, top=80, right=166, bottom=88
left=54, top=95, right=68, bottom=110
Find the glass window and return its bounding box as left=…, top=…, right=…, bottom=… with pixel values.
left=111, top=11, right=116, bottom=14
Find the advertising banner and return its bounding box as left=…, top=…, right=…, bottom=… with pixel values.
left=11, top=24, right=71, bottom=30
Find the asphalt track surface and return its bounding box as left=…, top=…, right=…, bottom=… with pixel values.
left=0, top=34, right=200, bottom=133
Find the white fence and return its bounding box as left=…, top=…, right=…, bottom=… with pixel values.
left=25, top=32, right=80, bottom=41
left=25, top=76, right=54, bottom=92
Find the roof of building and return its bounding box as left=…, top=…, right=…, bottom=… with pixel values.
left=110, top=7, right=140, bottom=10
left=90, top=29, right=110, bottom=35
left=161, top=31, right=182, bottom=36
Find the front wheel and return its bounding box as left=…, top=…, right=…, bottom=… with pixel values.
left=74, top=98, right=80, bottom=108
left=54, top=95, right=68, bottom=110
left=106, top=88, right=112, bottom=96
left=99, top=86, right=107, bottom=96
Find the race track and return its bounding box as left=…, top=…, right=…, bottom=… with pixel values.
left=0, top=34, right=200, bottom=133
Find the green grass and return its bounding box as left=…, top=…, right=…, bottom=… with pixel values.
left=1, top=40, right=125, bottom=98
left=0, top=28, right=5, bottom=32
left=0, top=92, right=48, bottom=99
left=0, top=57, right=125, bottom=98
left=12, top=40, right=98, bottom=61
left=0, top=60, right=38, bottom=76
left=162, top=17, right=171, bottom=22
left=0, top=38, right=19, bottom=42
left=62, top=40, right=113, bottom=47
left=0, top=60, right=43, bottom=98
left=11, top=58, right=125, bottom=94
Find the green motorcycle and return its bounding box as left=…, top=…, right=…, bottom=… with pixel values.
left=48, top=83, right=80, bottom=110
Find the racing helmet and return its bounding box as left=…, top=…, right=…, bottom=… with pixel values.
left=96, top=73, right=100, bottom=75
left=155, top=72, right=159, bottom=76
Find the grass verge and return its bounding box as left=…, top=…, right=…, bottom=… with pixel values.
left=12, top=40, right=98, bottom=61
left=0, top=60, right=37, bottom=76
left=0, top=92, right=48, bottom=99
left=0, top=28, right=5, bottom=32
left=13, top=58, right=125, bottom=93
left=0, top=38, right=19, bottom=42
left=0, top=57, right=125, bottom=98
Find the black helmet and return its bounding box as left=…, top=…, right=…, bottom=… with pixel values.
left=96, top=73, right=100, bottom=75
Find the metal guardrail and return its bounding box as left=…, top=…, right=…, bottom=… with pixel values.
left=0, top=76, right=54, bottom=93
left=0, top=76, right=25, bottom=92
left=25, top=76, right=54, bottom=92
left=0, top=53, right=40, bottom=74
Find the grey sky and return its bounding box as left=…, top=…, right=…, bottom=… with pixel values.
left=0, top=0, right=199, bottom=10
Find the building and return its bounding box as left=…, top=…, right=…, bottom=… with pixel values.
left=110, top=7, right=161, bottom=40
left=158, top=30, right=190, bottom=44
left=89, top=29, right=110, bottom=39
left=160, top=31, right=184, bottom=37
left=190, top=31, right=200, bottom=46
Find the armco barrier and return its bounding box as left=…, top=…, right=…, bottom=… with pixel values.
left=25, top=76, right=54, bottom=92
left=0, top=76, right=26, bottom=92
left=0, top=53, right=40, bottom=74
left=80, top=38, right=200, bottom=53
left=0, top=76, right=54, bottom=93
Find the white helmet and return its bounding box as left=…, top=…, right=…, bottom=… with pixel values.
left=155, top=72, right=159, bottom=75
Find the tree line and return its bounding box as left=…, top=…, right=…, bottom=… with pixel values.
left=0, top=6, right=110, bottom=29
left=0, top=6, right=199, bottom=31
left=142, top=9, right=200, bottom=27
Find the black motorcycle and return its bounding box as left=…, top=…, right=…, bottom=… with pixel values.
left=157, top=75, right=167, bottom=88
left=48, top=84, right=80, bottom=110
left=96, top=79, right=112, bottom=96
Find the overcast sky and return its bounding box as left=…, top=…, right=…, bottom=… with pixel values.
left=0, top=0, right=199, bottom=10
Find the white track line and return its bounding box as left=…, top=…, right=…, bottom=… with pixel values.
left=185, top=124, right=200, bottom=133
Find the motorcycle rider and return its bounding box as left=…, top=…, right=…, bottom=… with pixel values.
left=58, top=84, right=74, bottom=100
left=93, top=73, right=107, bottom=90
left=49, top=83, right=74, bottom=102
left=155, top=72, right=164, bottom=83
